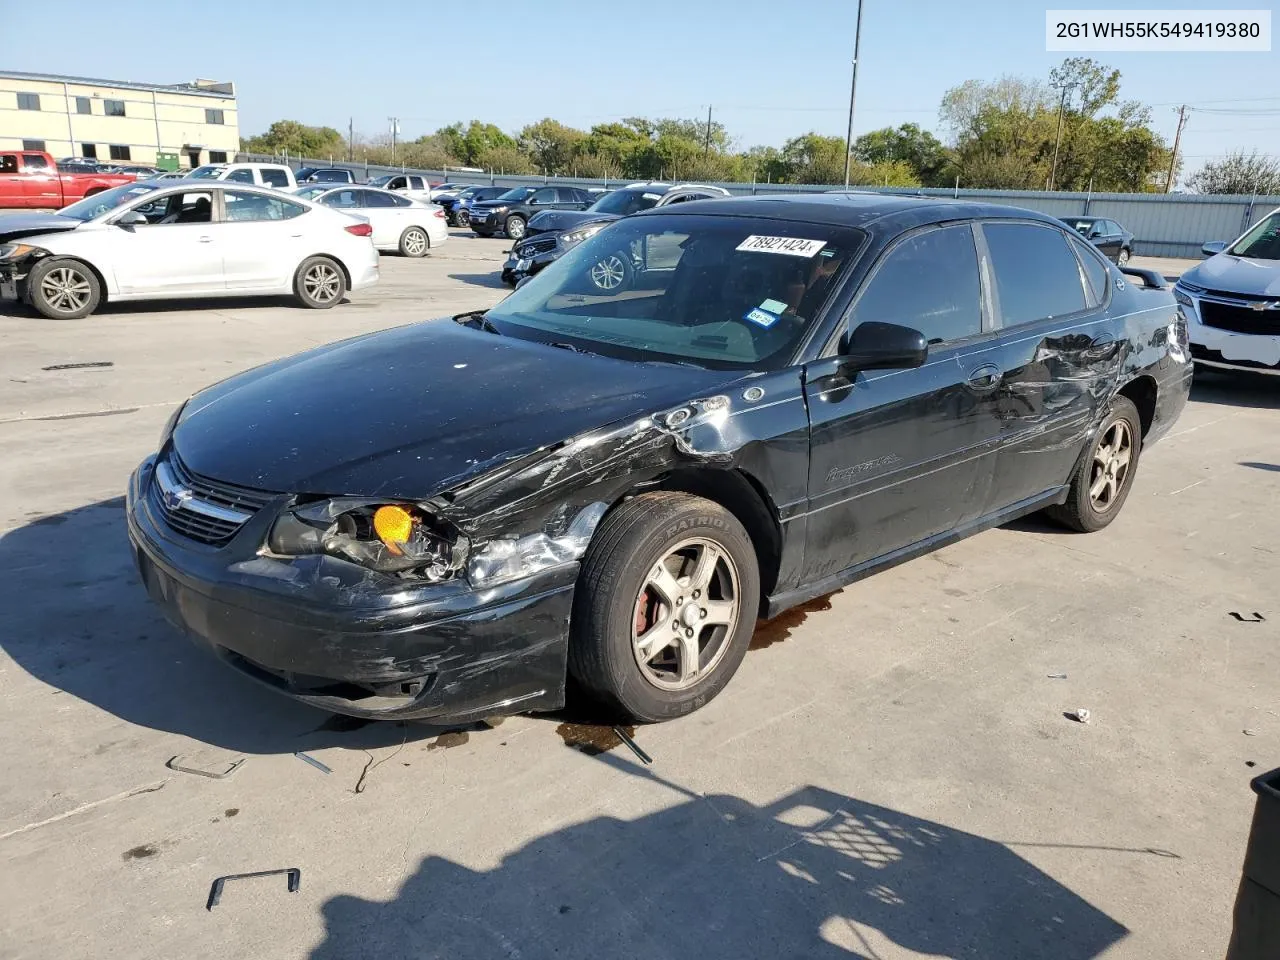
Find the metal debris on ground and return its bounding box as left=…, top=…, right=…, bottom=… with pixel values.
left=1244, top=729, right=1258, bottom=737
left=205, top=868, right=301, bottom=911
left=294, top=751, right=332, bottom=774
left=1229, top=612, right=1266, bottom=622
left=1048, top=673, right=1068, bottom=679
left=1068, top=708, right=1092, bottom=724
left=165, top=755, right=245, bottom=779
left=41, top=361, right=114, bottom=371
left=612, top=725, right=653, bottom=765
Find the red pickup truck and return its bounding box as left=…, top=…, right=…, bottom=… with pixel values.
left=0, top=151, right=133, bottom=209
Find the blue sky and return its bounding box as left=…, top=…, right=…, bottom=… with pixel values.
left=7, top=0, right=1278, bottom=177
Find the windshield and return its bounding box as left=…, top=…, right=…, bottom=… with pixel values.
left=1230, top=211, right=1280, bottom=260
left=368, top=175, right=393, bottom=187
left=187, top=165, right=224, bottom=180
left=294, top=185, right=330, bottom=201
left=496, top=187, right=534, bottom=202
left=588, top=190, right=662, bottom=217
left=483, top=214, right=860, bottom=370
left=58, top=182, right=163, bottom=220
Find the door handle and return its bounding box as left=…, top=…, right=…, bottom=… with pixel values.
left=198, top=236, right=213, bottom=243
left=1085, top=335, right=1119, bottom=360
left=965, top=363, right=1002, bottom=391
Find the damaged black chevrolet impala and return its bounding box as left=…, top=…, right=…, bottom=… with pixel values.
left=126, top=195, right=1192, bottom=724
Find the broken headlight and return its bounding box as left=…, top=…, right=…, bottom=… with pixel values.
left=467, top=502, right=607, bottom=588
left=267, top=498, right=468, bottom=580
left=558, top=223, right=608, bottom=250
left=0, top=242, right=43, bottom=262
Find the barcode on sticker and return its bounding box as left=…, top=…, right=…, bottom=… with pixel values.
left=736, top=236, right=826, bottom=257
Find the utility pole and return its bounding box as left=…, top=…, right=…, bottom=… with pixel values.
left=348, top=117, right=353, bottom=162
left=704, top=105, right=713, bottom=157
left=388, top=117, right=399, bottom=164
left=1166, top=105, right=1189, bottom=193
left=1048, top=81, right=1074, bottom=191
left=842, top=0, right=866, bottom=188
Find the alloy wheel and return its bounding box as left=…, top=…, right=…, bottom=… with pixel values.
left=1089, top=419, right=1133, bottom=511
left=632, top=537, right=740, bottom=691
left=303, top=263, right=341, bottom=303
left=403, top=229, right=427, bottom=256
left=506, top=218, right=525, bottom=240
left=590, top=255, right=626, bottom=291
left=40, top=266, right=93, bottom=315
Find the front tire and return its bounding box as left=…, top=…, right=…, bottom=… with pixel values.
left=27, top=257, right=102, bottom=320
left=504, top=215, right=526, bottom=240
left=293, top=256, right=346, bottom=309
left=569, top=492, right=760, bottom=722
left=1046, top=396, right=1142, bottom=532
left=399, top=227, right=429, bottom=258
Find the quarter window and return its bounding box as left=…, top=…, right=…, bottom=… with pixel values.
left=982, top=222, right=1087, bottom=326
left=225, top=169, right=255, bottom=183
left=17, top=93, right=40, bottom=111
left=108, top=145, right=131, bottom=161
left=260, top=168, right=291, bottom=188
left=1068, top=235, right=1111, bottom=307
left=361, top=190, right=398, bottom=207
left=76, top=97, right=92, bottom=115
left=104, top=99, right=126, bottom=117
left=222, top=190, right=306, bottom=222
left=851, top=225, right=983, bottom=345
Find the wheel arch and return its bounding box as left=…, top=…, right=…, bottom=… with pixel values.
left=1116, top=374, right=1158, bottom=438
left=31, top=253, right=111, bottom=304
left=299, top=252, right=351, bottom=288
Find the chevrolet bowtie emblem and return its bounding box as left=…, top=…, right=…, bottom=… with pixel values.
left=1249, top=301, right=1280, bottom=311
left=164, top=485, right=193, bottom=511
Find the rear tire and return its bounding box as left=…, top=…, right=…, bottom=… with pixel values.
left=505, top=215, right=526, bottom=240
left=399, top=227, right=429, bottom=258
left=568, top=492, right=760, bottom=722
left=27, top=257, right=102, bottom=320
left=293, top=256, right=346, bottom=309
left=1045, top=396, right=1142, bottom=532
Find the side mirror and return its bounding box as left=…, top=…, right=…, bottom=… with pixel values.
left=1201, top=240, right=1227, bottom=256
left=838, top=321, right=929, bottom=373
left=115, top=210, right=148, bottom=227
left=1087, top=228, right=1101, bottom=239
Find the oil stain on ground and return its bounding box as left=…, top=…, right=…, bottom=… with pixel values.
left=555, top=723, right=636, bottom=756
left=749, top=593, right=838, bottom=651
left=122, top=844, right=158, bottom=861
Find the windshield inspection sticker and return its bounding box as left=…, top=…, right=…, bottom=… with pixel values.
left=736, top=235, right=827, bottom=258
left=744, top=307, right=780, bottom=328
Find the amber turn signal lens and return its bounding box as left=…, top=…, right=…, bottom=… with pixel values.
left=373, top=505, right=415, bottom=555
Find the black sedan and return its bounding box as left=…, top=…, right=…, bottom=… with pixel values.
left=468, top=185, right=593, bottom=239
left=1061, top=217, right=1134, bottom=265
left=126, top=195, right=1191, bottom=725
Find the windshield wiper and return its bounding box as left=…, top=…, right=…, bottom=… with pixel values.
left=547, top=341, right=589, bottom=354
left=455, top=310, right=501, bottom=335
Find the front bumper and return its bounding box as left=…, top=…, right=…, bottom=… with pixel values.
left=469, top=211, right=500, bottom=235
left=1183, top=290, right=1280, bottom=374
left=125, top=457, right=573, bottom=721
left=500, top=244, right=559, bottom=285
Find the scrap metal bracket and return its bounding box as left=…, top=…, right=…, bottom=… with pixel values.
left=206, top=868, right=301, bottom=910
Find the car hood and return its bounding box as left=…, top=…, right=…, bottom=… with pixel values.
left=527, top=210, right=620, bottom=235
left=173, top=319, right=736, bottom=499
left=0, top=214, right=83, bottom=243
left=470, top=199, right=525, bottom=212
left=1181, top=254, right=1280, bottom=297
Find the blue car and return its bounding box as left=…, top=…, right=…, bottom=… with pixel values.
left=439, top=186, right=507, bottom=227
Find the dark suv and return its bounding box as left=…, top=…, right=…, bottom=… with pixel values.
left=502, top=182, right=731, bottom=285
left=439, top=185, right=508, bottom=226
left=468, top=185, right=594, bottom=239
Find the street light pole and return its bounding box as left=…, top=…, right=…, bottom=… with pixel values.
left=1048, top=82, right=1073, bottom=192
left=842, top=0, right=865, bottom=188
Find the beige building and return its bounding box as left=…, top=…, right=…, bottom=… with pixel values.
left=0, top=70, right=239, bottom=170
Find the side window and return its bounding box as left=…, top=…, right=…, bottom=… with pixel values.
left=361, top=190, right=398, bottom=208
left=260, top=168, right=290, bottom=188
left=386, top=176, right=407, bottom=191
left=982, top=222, right=1088, bottom=326
left=387, top=193, right=412, bottom=207
left=154, top=191, right=213, bottom=225
left=222, top=190, right=305, bottom=222
left=0, top=156, right=17, bottom=174
left=22, top=154, right=51, bottom=172
left=1068, top=234, right=1111, bottom=307
left=225, top=168, right=255, bottom=184
left=321, top=189, right=361, bottom=209
left=850, top=225, right=983, bottom=345
left=408, top=176, right=424, bottom=190
left=529, top=188, right=556, bottom=205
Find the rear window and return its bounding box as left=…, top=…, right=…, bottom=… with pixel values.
left=484, top=213, right=861, bottom=370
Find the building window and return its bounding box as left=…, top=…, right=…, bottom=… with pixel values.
left=109, top=145, right=131, bottom=161
left=209, top=150, right=228, bottom=163
left=22, top=139, right=46, bottom=152
left=76, top=97, right=92, bottom=115
left=81, top=143, right=98, bottom=159
left=205, top=108, right=225, bottom=125
left=104, top=99, right=126, bottom=117
left=17, top=92, right=41, bottom=111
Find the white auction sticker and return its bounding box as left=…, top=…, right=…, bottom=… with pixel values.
left=1047, top=9, right=1270, bottom=51
left=736, top=235, right=827, bottom=258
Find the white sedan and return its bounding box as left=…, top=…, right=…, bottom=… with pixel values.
left=0, top=181, right=378, bottom=320
left=293, top=185, right=448, bottom=257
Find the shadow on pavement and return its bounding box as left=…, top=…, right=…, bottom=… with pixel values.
left=448, top=271, right=510, bottom=290
left=311, top=760, right=1131, bottom=960
left=1190, top=372, right=1280, bottom=410
left=0, top=295, right=348, bottom=320
left=0, top=497, right=436, bottom=754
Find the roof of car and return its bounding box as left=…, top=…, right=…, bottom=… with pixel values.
left=635, top=192, right=1063, bottom=231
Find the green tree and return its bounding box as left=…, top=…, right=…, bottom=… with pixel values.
left=519, top=118, right=587, bottom=174
left=1187, top=150, right=1280, bottom=195
left=854, top=124, right=949, bottom=186
left=434, top=121, right=518, bottom=166
left=242, top=120, right=345, bottom=158
left=779, top=132, right=848, bottom=184
left=476, top=144, right=533, bottom=175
